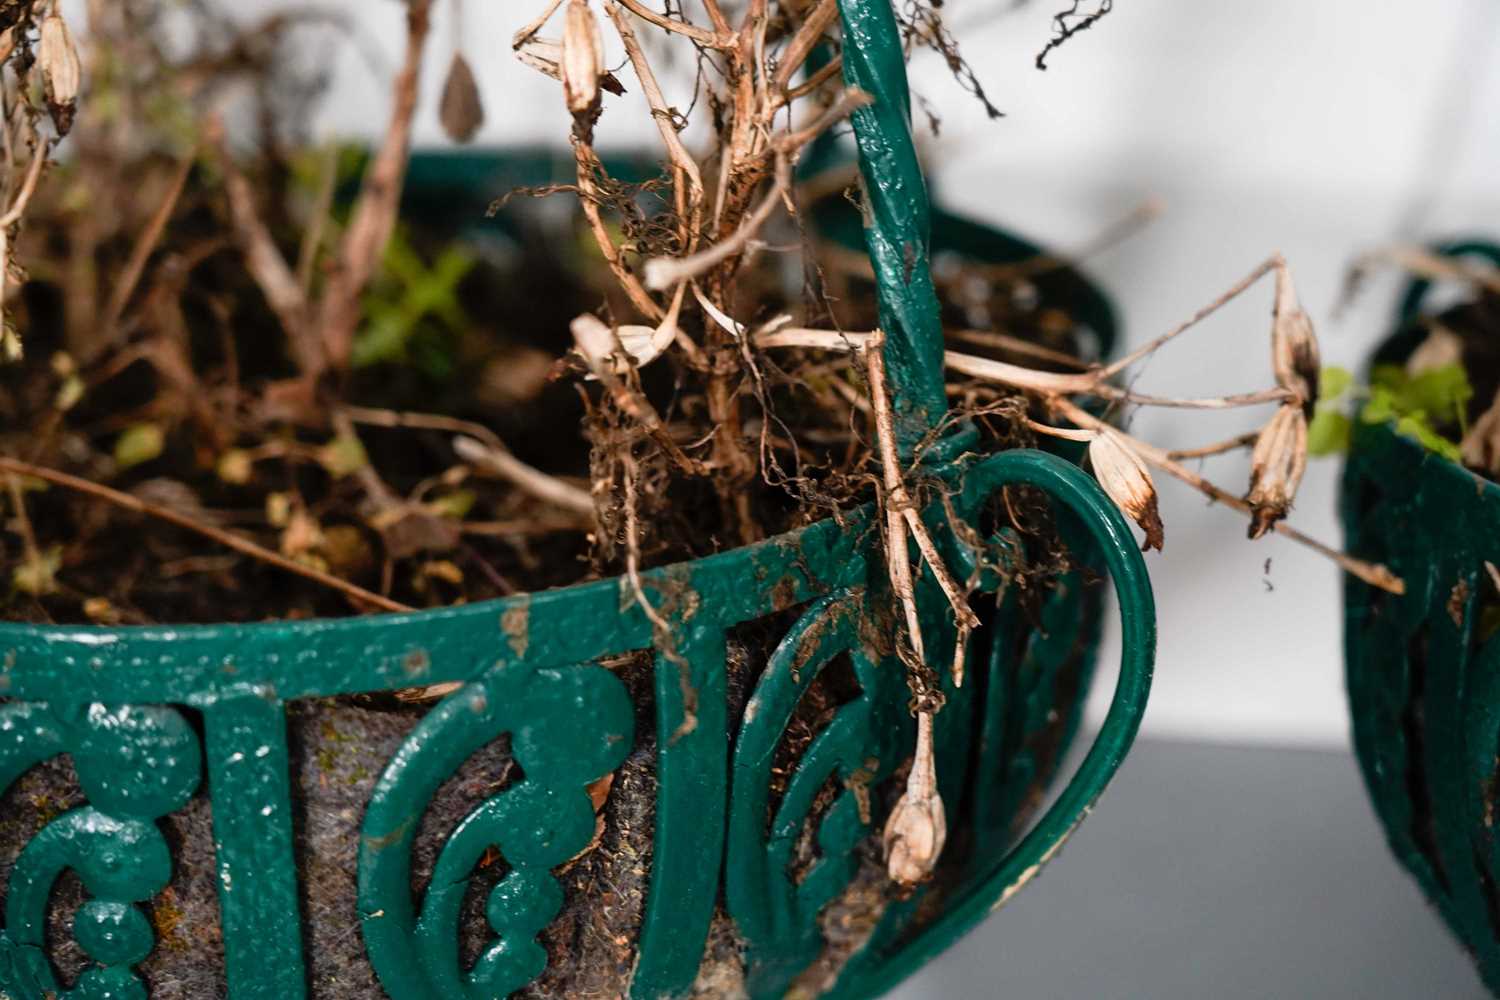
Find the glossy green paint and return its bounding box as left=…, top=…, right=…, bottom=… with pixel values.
left=1344, top=241, right=1500, bottom=998
left=0, top=0, right=1157, bottom=996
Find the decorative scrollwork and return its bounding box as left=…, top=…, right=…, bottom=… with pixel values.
left=725, top=589, right=913, bottom=996
left=0, top=700, right=202, bottom=999
left=357, top=661, right=634, bottom=999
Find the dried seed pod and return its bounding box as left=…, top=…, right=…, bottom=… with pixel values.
left=561, top=0, right=604, bottom=114
left=1271, top=260, right=1320, bottom=411
left=884, top=713, right=946, bottom=886
left=439, top=52, right=484, bottom=143
left=1245, top=402, right=1308, bottom=539
left=1089, top=427, right=1164, bottom=551
left=0, top=26, right=16, bottom=65
left=570, top=313, right=615, bottom=371
left=38, top=13, right=80, bottom=136
left=515, top=36, right=564, bottom=80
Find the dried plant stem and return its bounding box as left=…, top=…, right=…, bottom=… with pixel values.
left=620, top=451, right=673, bottom=640
left=866, top=332, right=979, bottom=684
left=208, top=117, right=315, bottom=372
left=866, top=334, right=925, bottom=665
left=972, top=196, right=1164, bottom=282
left=100, top=148, right=196, bottom=345
left=295, top=141, right=339, bottom=296
left=1099, top=254, right=1282, bottom=379
left=0, top=455, right=412, bottom=612
left=772, top=0, right=838, bottom=95
left=513, top=0, right=566, bottom=46
left=572, top=141, right=664, bottom=321
left=756, top=328, right=1293, bottom=411
left=1166, top=431, right=1260, bottom=461
left=0, top=137, right=52, bottom=332
left=1047, top=398, right=1405, bottom=594
left=613, top=0, right=723, bottom=46
left=946, top=327, right=1097, bottom=370
left=338, top=404, right=595, bottom=516
left=644, top=87, right=871, bottom=289
left=451, top=435, right=595, bottom=516
left=786, top=57, right=843, bottom=100
left=4, top=471, right=42, bottom=581
left=606, top=1, right=704, bottom=250
left=315, top=0, right=435, bottom=375
left=1353, top=244, right=1500, bottom=298
left=645, top=156, right=789, bottom=289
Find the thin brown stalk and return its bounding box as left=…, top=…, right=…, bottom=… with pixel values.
left=947, top=327, right=1096, bottom=370
left=101, top=149, right=196, bottom=343
left=866, top=332, right=978, bottom=684
left=513, top=0, right=566, bottom=47
left=772, top=0, right=838, bottom=93
left=573, top=142, right=664, bottom=320
left=646, top=156, right=789, bottom=289
left=207, top=118, right=315, bottom=373
left=315, top=0, right=435, bottom=374
left=295, top=141, right=339, bottom=296
left=966, top=197, right=1164, bottom=282
left=606, top=1, right=705, bottom=252
left=786, top=57, right=842, bottom=101
left=864, top=332, right=922, bottom=637
left=613, top=0, right=722, bottom=45
left=451, top=435, right=595, bottom=516
left=1099, top=254, right=1281, bottom=379
left=1166, top=431, right=1260, bottom=461
left=0, top=136, right=50, bottom=228
left=0, top=455, right=412, bottom=612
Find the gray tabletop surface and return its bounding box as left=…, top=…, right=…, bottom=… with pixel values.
left=887, top=737, right=1488, bottom=1000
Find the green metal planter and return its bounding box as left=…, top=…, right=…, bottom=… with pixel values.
left=0, top=2, right=1156, bottom=997
left=1344, top=241, right=1500, bottom=996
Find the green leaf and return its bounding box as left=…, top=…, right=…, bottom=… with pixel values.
left=1318, top=366, right=1352, bottom=403
left=317, top=433, right=369, bottom=478
left=114, top=423, right=164, bottom=470
left=429, top=489, right=477, bottom=520
left=1407, top=363, right=1472, bottom=423
left=1361, top=386, right=1398, bottom=425
left=1395, top=414, right=1463, bottom=463
left=12, top=544, right=61, bottom=596
left=1307, top=410, right=1351, bottom=456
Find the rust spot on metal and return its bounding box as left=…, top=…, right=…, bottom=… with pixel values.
left=501, top=598, right=530, bottom=658
left=362, top=815, right=416, bottom=852
left=402, top=649, right=430, bottom=678
left=771, top=575, right=800, bottom=612
left=843, top=756, right=880, bottom=825
left=1450, top=578, right=1471, bottom=629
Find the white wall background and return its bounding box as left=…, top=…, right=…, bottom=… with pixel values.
left=221, top=0, right=1500, bottom=747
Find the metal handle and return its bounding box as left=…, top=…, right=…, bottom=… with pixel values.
left=843, top=448, right=1156, bottom=996
left=839, top=0, right=949, bottom=459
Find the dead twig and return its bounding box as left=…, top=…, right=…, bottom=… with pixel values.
left=0, top=455, right=412, bottom=612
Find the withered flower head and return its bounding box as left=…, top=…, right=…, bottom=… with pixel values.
left=439, top=52, right=484, bottom=143
left=38, top=13, right=80, bottom=136
left=1089, top=428, right=1164, bottom=552
left=561, top=0, right=604, bottom=115
left=570, top=313, right=615, bottom=372
left=884, top=714, right=946, bottom=886
left=1245, top=402, right=1308, bottom=539
left=1271, top=259, right=1321, bottom=413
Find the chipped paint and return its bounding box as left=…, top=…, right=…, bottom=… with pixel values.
left=501, top=598, right=530, bottom=658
